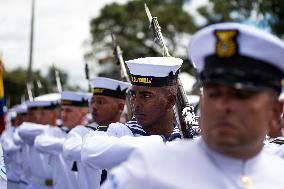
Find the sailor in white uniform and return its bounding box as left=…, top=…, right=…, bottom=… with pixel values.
left=12, top=103, right=34, bottom=189
left=1, top=109, right=20, bottom=189
left=34, top=91, right=90, bottom=189
left=62, top=77, right=130, bottom=189
left=101, top=23, right=284, bottom=189
left=18, top=94, right=60, bottom=189
left=81, top=57, right=183, bottom=188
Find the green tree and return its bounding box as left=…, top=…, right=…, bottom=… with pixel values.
left=197, top=0, right=284, bottom=37
left=3, top=66, right=70, bottom=108
left=86, top=0, right=198, bottom=78
left=4, top=68, right=50, bottom=107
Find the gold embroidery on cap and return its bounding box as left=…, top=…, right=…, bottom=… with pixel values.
left=215, top=30, right=238, bottom=58
left=281, top=79, right=284, bottom=87
left=61, top=100, right=72, bottom=105
left=131, top=76, right=152, bottom=84
left=93, top=88, right=104, bottom=93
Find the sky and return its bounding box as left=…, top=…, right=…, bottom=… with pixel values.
left=0, top=0, right=208, bottom=90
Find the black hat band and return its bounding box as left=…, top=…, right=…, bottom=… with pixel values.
left=61, top=100, right=89, bottom=107
left=201, top=54, right=283, bottom=93
left=93, top=87, right=127, bottom=99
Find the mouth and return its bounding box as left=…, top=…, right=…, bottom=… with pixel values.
left=213, top=122, right=237, bottom=133
left=134, top=112, right=146, bottom=119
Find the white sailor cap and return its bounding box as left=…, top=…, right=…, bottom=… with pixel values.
left=60, top=91, right=91, bottom=107
left=13, top=104, right=28, bottom=114
left=90, top=77, right=130, bottom=99
left=189, top=22, right=284, bottom=93
left=26, top=93, right=60, bottom=110
left=125, top=57, right=183, bottom=87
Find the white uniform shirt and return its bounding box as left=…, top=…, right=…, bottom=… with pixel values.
left=18, top=122, right=52, bottom=189
left=264, top=136, right=284, bottom=158
left=102, top=138, right=284, bottom=189
left=1, top=125, right=20, bottom=188
left=34, top=126, right=78, bottom=189
left=81, top=119, right=181, bottom=189
left=12, top=128, right=31, bottom=189
left=62, top=124, right=101, bottom=189
left=81, top=119, right=181, bottom=170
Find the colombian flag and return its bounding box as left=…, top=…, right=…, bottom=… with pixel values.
left=0, top=59, right=5, bottom=134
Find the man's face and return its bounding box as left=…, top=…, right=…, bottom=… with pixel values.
left=27, top=109, right=40, bottom=123
left=91, top=95, right=122, bottom=125
left=15, top=114, right=28, bottom=126
left=200, top=84, right=282, bottom=158
left=61, top=105, right=88, bottom=129
left=37, top=109, right=58, bottom=125
left=130, top=85, right=170, bottom=128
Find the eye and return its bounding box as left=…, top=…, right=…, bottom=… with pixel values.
left=204, top=89, right=220, bottom=99
left=143, top=93, right=151, bottom=99
left=233, top=90, right=254, bottom=100
left=129, top=91, right=136, bottom=97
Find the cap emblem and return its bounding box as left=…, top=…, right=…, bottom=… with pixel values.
left=215, top=29, right=239, bottom=58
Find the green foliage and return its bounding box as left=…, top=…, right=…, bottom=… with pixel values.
left=3, top=66, right=69, bottom=108
left=88, top=0, right=197, bottom=77
left=197, top=0, right=284, bottom=37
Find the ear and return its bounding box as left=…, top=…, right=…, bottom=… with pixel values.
left=118, top=102, right=125, bottom=112
left=268, top=101, right=283, bottom=138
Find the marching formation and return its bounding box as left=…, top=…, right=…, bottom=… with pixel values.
left=2, top=6, right=284, bottom=189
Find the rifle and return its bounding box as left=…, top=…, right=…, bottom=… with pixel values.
left=111, top=33, right=130, bottom=83
left=84, top=61, right=93, bottom=124
left=144, top=4, right=199, bottom=138
left=111, top=33, right=133, bottom=120
left=53, top=65, right=62, bottom=92
left=85, top=62, right=91, bottom=92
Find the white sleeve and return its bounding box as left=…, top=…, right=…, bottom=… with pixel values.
left=34, top=129, right=65, bottom=155
left=81, top=134, right=163, bottom=170
left=100, top=147, right=151, bottom=189
left=62, top=126, right=89, bottom=161
left=105, top=122, right=133, bottom=137
left=17, top=122, right=47, bottom=144
left=1, top=129, right=20, bottom=154
left=12, top=128, right=24, bottom=146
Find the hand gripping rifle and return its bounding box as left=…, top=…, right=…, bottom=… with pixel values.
left=144, top=4, right=199, bottom=138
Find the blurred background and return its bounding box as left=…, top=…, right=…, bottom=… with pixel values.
left=0, top=0, right=283, bottom=108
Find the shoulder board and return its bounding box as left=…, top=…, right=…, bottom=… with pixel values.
left=96, top=125, right=108, bottom=132
left=270, top=138, right=284, bottom=145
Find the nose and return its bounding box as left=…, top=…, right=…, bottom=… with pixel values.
left=215, top=95, right=234, bottom=114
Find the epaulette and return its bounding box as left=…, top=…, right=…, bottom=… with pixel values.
left=270, top=138, right=284, bottom=145
left=96, top=125, right=108, bottom=132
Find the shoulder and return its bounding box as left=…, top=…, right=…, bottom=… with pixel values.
left=69, top=125, right=89, bottom=134
left=107, top=122, right=133, bottom=137
left=104, top=139, right=199, bottom=189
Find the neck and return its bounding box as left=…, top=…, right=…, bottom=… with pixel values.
left=206, top=139, right=264, bottom=161
left=143, top=110, right=174, bottom=139
left=100, top=114, right=121, bottom=126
